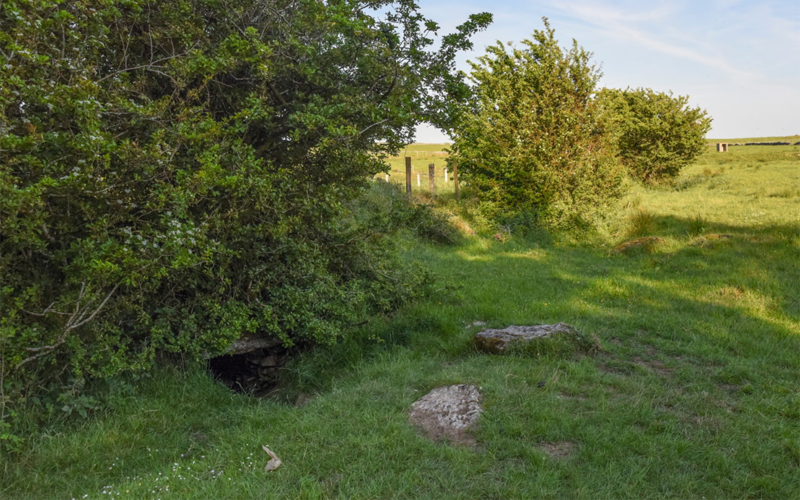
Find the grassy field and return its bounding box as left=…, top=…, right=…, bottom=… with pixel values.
left=377, top=143, right=457, bottom=197
left=2, top=142, right=799, bottom=499
left=706, top=135, right=800, bottom=144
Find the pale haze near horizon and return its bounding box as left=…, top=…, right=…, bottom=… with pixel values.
left=413, top=0, right=800, bottom=143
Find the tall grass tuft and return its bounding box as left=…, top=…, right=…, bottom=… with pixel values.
left=687, top=214, right=707, bottom=236
left=627, top=208, right=656, bottom=237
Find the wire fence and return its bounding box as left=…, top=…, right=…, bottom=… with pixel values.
left=374, top=156, right=460, bottom=199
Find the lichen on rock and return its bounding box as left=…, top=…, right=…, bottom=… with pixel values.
left=409, top=385, right=482, bottom=445
left=474, top=323, right=599, bottom=356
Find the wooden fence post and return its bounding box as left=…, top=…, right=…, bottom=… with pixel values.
left=417, top=172, right=421, bottom=187
left=444, top=167, right=448, bottom=183
left=453, top=160, right=459, bottom=201
left=428, top=163, right=435, bottom=196
left=405, top=157, right=412, bottom=197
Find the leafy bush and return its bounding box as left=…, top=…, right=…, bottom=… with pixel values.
left=354, top=182, right=463, bottom=246
left=450, top=19, right=625, bottom=230
left=599, top=88, right=712, bottom=184
left=0, top=0, right=490, bottom=442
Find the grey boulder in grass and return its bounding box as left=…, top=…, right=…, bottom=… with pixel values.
left=474, top=323, right=598, bottom=355
left=409, top=385, right=483, bottom=446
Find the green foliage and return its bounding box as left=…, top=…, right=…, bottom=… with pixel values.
left=354, top=182, right=463, bottom=246
left=0, top=0, right=490, bottom=439
left=599, top=88, right=712, bottom=184
left=451, top=19, right=625, bottom=230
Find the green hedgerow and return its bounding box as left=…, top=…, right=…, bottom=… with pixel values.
left=0, top=0, right=491, bottom=444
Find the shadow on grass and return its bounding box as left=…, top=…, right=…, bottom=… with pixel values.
left=619, top=213, right=799, bottom=240
left=280, top=217, right=798, bottom=400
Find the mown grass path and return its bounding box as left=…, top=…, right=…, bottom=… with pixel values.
left=3, top=144, right=799, bottom=499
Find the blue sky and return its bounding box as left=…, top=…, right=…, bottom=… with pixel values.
left=413, top=0, right=800, bottom=141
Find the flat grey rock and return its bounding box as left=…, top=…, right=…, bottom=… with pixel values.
left=409, top=385, right=482, bottom=445
left=474, top=323, right=578, bottom=354
left=225, top=336, right=282, bottom=355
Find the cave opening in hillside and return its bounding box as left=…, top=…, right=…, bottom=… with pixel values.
left=207, top=346, right=287, bottom=397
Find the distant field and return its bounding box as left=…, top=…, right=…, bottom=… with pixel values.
left=400, top=143, right=452, bottom=151
left=706, top=135, right=800, bottom=143
left=626, top=142, right=800, bottom=229
left=380, top=140, right=800, bottom=208
left=378, top=143, right=455, bottom=195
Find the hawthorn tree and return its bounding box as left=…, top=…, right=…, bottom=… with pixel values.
left=599, top=88, right=712, bottom=184
left=450, top=19, right=624, bottom=230
left=0, top=0, right=490, bottom=434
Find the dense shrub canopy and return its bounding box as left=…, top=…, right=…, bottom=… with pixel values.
left=599, top=88, right=712, bottom=184
left=0, top=0, right=490, bottom=419
left=450, top=19, right=624, bottom=230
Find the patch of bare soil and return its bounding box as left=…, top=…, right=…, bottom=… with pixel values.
left=596, top=361, right=631, bottom=376
left=608, top=337, right=624, bottom=345
left=614, top=236, right=665, bottom=253
left=684, top=414, right=721, bottom=430
left=294, top=393, right=317, bottom=407
left=633, top=357, right=674, bottom=377
left=540, top=441, right=576, bottom=459
left=690, top=234, right=734, bottom=248
left=558, top=391, right=588, bottom=401
left=718, top=285, right=745, bottom=299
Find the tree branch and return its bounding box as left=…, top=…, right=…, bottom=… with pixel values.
left=16, top=284, right=119, bottom=369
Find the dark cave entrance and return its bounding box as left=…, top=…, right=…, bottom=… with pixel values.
left=207, top=346, right=288, bottom=397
